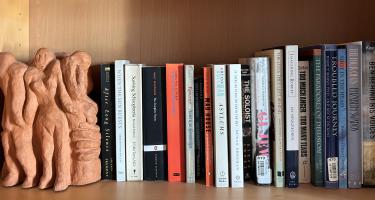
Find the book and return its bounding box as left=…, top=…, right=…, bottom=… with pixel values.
left=125, top=64, right=143, bottom=181
left=255, top=49, right=285, bottom=187
left=299, top=48, right=323, bottom=186
left=203, top=66, right=214, bottom=186
left=114, top=60, right=129, bottom=182
left=337, top=47, right=348, bottom=188
left=227, top=64, right=244, bottom=188
left=346, top=44, right=362, bottom=188
left=298, top=61, right=310, bottom=184
left=194, top=73, right=205, bottom=180
left=142, top=66, right=167, bottom=181
left=185, top=65, right=195, bottom=183
left=166, top=63, right=186, bottom=182
left=250, top=57, right=272, bottom=185
left=359, top=41, right=375, bottom=186
left=212, top=64, right=229, bottom=187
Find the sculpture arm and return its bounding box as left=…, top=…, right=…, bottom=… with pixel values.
left=9, top=63, right=27, bottom=126
left=54, top=60, right=76, bottom=113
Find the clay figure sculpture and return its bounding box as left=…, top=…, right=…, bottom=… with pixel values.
left=0, top=48, right=101, bottom=191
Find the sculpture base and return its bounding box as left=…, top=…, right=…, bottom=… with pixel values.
left=71, top=159, right=101, bottom=185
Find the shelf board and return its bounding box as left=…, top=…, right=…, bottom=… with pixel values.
left=0, top=181, right=374, bottom=200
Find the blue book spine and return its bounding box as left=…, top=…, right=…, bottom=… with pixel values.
left=337, top=48, right=348, bottom=188
left=323, top=46, right=339, bottom=188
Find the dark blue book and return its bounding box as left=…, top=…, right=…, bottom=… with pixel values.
left=337, top=47, right=348, bottom=188
left=194, top=75, right=205, bottom=180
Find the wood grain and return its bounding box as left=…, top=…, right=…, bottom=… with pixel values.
left=29, top=0, right=375, bottom=65
left=0, top=0, right=29, bottom=61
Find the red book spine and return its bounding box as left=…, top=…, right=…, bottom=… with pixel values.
left=166, top=63, right=186, bottom=182
left=203, top=67, right=214, bottom=186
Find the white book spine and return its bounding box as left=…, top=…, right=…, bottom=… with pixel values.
left=185, top=65, right=195, bottom=183
left=125, top=64, right=143, bottom=181
left=298, top=61, right=311, bottom=183
left=227, top=64, right=244, bottom=188
left=212, top=64, right=229, bottom=187
left=115, top=60, right=129, bottom=181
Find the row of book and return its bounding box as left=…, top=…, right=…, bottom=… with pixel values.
left=92, top=41, right=375, bottom=188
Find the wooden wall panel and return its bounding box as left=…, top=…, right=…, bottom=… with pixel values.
left=29, top=0, right=375, bottom=65
left=0, top=0, right=29, bottom=61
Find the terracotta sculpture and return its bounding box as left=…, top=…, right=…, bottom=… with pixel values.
left=0, top=48, right=101, bottom=191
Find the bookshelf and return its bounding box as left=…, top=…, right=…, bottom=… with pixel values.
left=1, top=0, right=375, bottom=198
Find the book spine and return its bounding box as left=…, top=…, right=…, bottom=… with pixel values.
left=142, top=67, right=167, bottom=181
left=362, top=42, right=375, bottom=186
left=185, top=65, right=195, bottom=183
left=212, top=64, right=229, bottom=187
left=227, top=64, right=244, bottom=188
left=125, top=64, right=143, bottom=181
left=203, top=67, right=214, bottom=186
left=251, top=57, right=272, bottom=185
left=347, top=45, right=362, bottom=188
left=298, top=61, right=310, bottom=183
left=100, top=64, right=116, bottom=180
left=194, top=76, right=204, bottom=180
left=166, top=64, right=186, bottom=182
left=241, top=64, right=252, bottom=181
left=285, top=46, right=299, bottom=188
left=337, top=48, right=348, bottom=188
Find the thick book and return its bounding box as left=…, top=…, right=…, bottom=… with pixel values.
left=298, top=61, right=311, bottom=184
left=345, top=44, right=362, bottom=188
left=299, top=48, right=323, bottom=186
left=227, top=64, right=244, bottom=188
left=142, top=66, right=167, bottom=181
left=166, top=63, right=186, bottom=182
left=203, top=66, right=214, bottom=186
left=337, top=47, right=348, bottom=188
left=250, top=57, right=272, bottom=185
left=194, top=73, right=205, bottom=180
left=212, top=64, right=229, bottom=187
left=255, top=49, right=285, bottom=187
left=185, top=65, right=195, bottom=183
left=125, top=64, right=143, bottom=181
left=114, top=60, right=129, bottom=181
left=358, top=41, right=375, bottom=187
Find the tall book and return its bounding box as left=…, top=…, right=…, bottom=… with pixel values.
left=212, top=64, right=229, bottom=187
left=358, top=41, right=375, bottom=186
left=125, top=64, right=143, bottom=181
left=298, top=61, right=310, bottom=184
left=227, top=64, right=244, bottom=188
left=255, top=49, right=285, bottom=187
left=345, top=44, right=362, bottom=188
left=250, top=57, right=272, bottom=185
left=142, top=66, right=167, bottom=181
left=299, top=48, right=323, bottom=186
left=166, top=63, right=186, bottom=182
left=337, top=47, right=348, bottom=188
left=114, top=60, right=129, bottom=182
left=203, top=66, right=214, bottom=186
left=96, top=64, right=116, bottom=180
left=194, top=73, right=205, bottom=180
left=185, top=65, right=195, bottom=183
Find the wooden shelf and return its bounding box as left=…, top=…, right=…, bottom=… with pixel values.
left=0, top=181, right=374, bottom=200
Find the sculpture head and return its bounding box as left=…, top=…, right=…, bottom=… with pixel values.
left=32, top=48, right=56, bottom=71
left=0, top=52, right=16, bottom=79
left=70, top=51, right=92, bottom=70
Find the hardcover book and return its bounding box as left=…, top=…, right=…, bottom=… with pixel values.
left=337, top=47, right=348, bottom=188
left=298, top=61, right=310, bottom=184
left=114, top=60, right=129, bottom=181
left=227, top=64, right=244, bottom=188
left=125, top=64, right=143, bottom=181
left=194, top=73, right=205, bottom=180
left=185, top=65, right=195, bottom=183
left=250, top=57, right=272, bottom=185
left=142, top=66, right=167, bottom=181
left=203, top=66, right=214, bottom=186
left=255, top=49, right=285, bottom=187
left=166, top=63, right=186, bottom=182
left=212, top=64, right=229, bottom=187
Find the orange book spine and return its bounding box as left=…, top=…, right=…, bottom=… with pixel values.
left=203, top=67, right=214, bottom=186
left=166, top=63, right=186, bottom=182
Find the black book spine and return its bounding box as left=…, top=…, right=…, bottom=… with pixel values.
left=241, top=65, right=252, bottom=180
left=194, top=76, right=205, bottom=180
left=100, top=64, right=116, bottom=180
left=142, top=67, right=167, bottom=180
